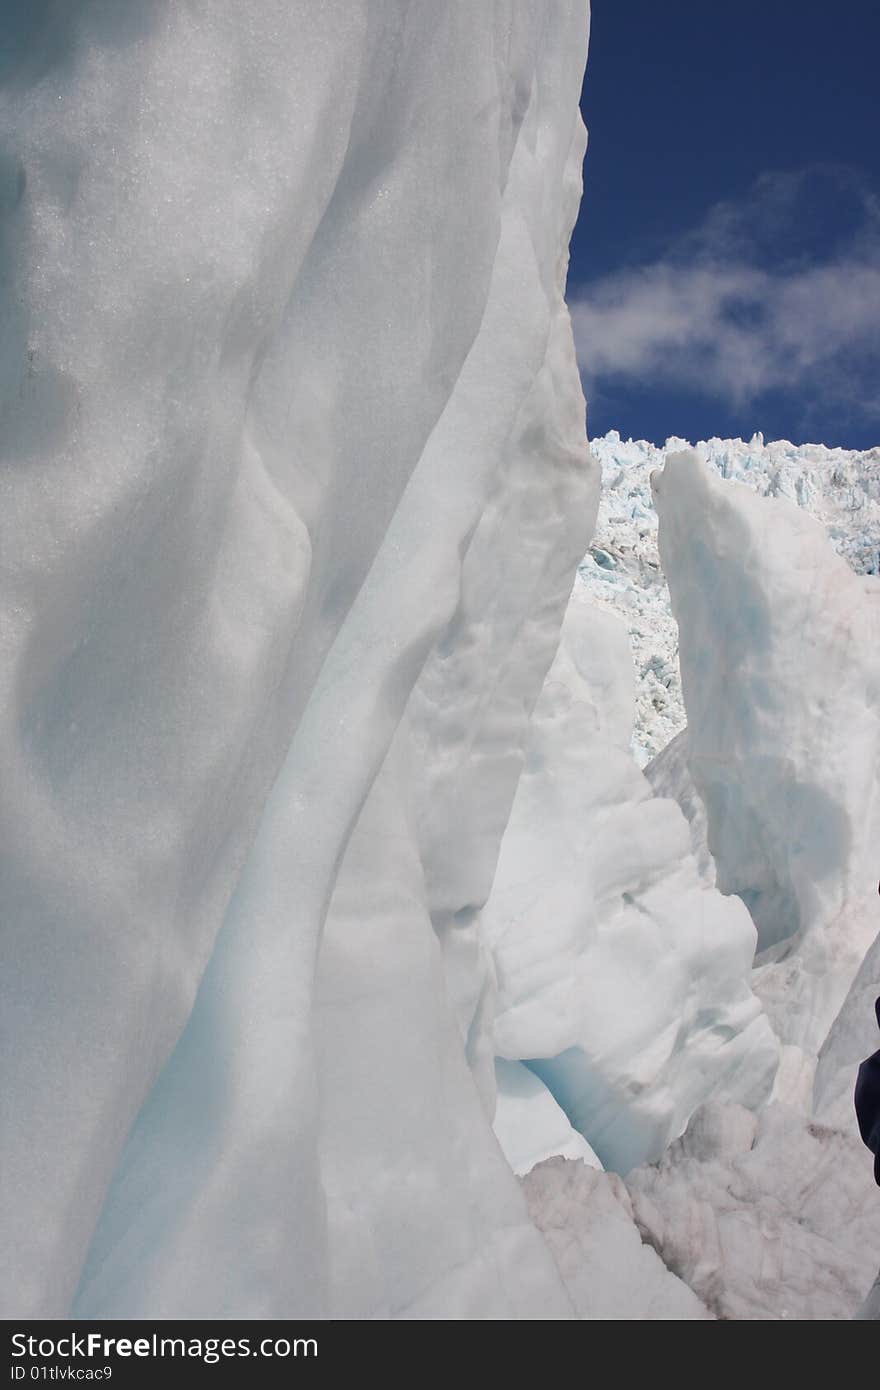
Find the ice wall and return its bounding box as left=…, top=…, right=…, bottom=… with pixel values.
left=2, top=1, right=592, bottom=1319
left=580, top=431, right=880, bottom=764
left=653, top=451, right=880, bottom=1061
left=482, top=583, right=777, bottom=1173
left=521, top=451, right=880, bottom=1322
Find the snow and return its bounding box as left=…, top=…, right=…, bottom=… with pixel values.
left=624, top=1098, right=880, bottom=1320
left=523, top=1157, right=712, bottom=1319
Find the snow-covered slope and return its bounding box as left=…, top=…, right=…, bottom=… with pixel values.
left=2, top=1, right=592, bottom=1320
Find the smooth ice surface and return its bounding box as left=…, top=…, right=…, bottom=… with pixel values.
left=493, top=1060, right=602, bottom=1177
left=2, top=1, right=592, bottom=1319
left=483, top=582, right=778, bottom=1173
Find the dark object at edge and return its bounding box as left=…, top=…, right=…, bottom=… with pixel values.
left=855, top=997, right=880, bottom=1187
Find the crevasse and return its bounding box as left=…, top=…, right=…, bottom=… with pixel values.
left=6, top=2, right=878, bottom=1325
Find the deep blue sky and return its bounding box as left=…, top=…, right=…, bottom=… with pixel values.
left=570, top=0, right=880, bottom=449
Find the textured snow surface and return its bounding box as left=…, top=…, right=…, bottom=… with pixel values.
left=2, top=1, right=592, bottom=1320
left=523, top=1157, right=712, bottom=1319
left=582, top=432, right=880, bottom=763
left=624, top=1097, right=880, bottom=1321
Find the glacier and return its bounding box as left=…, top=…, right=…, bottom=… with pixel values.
left=581, top=431, right=880, bottom=764
left=483, top=581, right=777, bottom=1174
left=3, top=0, right=596, bottom=1321
left=529, top=448, right=880, bottom=1321
left=3, top=1, right=880, bottom=1324
left=653, top=451, right=880, bottom=1063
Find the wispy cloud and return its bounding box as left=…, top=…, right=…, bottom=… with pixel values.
left=571, top=167, right=880, bottom=422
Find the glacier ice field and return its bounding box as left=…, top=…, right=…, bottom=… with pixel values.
left=2, top=0, right=880, bottom=1322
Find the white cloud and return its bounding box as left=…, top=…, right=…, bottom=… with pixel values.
left=571, top=168, right=880, bottom=421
